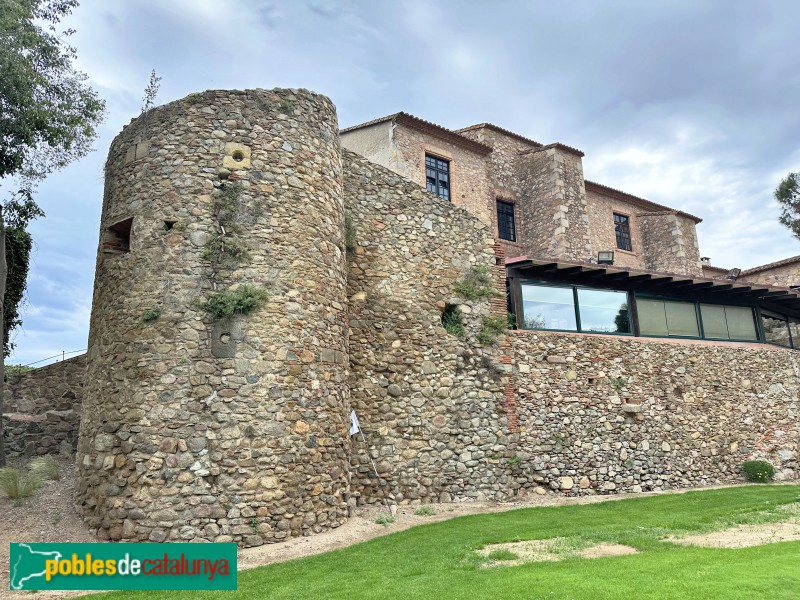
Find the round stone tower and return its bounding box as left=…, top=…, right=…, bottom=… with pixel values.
left=76, top=89, right=351, bottom=545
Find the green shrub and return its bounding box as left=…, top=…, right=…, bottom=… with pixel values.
left=453, top=265, right=499, bottom=300
left=375, top=515, right=395, bottom=526
left=441, top=305, right=465, bottom=338
left=29, top=456, right=60, bottom=481
left=141, top=307, right=161, bottom=323
left=0, top=467, right=43, bottom=500
left=414, top=506, right=436, bottom=517
left=507, top=455, right=522, bottom=469
left=4, top=364, right=33, bottom=380
left=742, top=460, right=775, bottom=483
left=478, top=315, right=507, bottom=345
left=202, top=236, right=250, bottom=263
left=199, top=285, right=268, bottom=319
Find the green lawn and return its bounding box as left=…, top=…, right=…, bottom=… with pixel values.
left=97, top=485, right=800, bottom=600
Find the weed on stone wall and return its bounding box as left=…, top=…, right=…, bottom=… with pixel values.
left=478, top=316, right=507, bottom=345
left=441, top=305, right=465, bottom=338
left=202, top=236, right=251, bottom=264
left=141, top=307, right=161, bottom=323
left=453, top=265, right=499, bottom=301
left=198, top=285, right=268, bottom=320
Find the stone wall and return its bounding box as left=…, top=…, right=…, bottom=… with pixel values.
left=456, top=126, right=537, bottom=259
left=514, top=145, right=592, bottom=262
left=76, top=88, right=350, bottom=546
left=391, top=126, right=494, bottom=227
left=586, top=189, right=648, bottom=270
left=339, top=121, right=394, bottom=172
left=3, top=354, right=86, bottom=457
left=741, top=261, right=800, bottom=287
left=639, top=213, right=703, bottom=276
left=507, top=330, right=798, bottom=494
left=343, top=149, right=516, bottom=504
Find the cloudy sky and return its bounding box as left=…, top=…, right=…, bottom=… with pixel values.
left=8, top=0, right=800, bottom=365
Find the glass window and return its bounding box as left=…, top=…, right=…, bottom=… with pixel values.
left=665, top=301, right=699, bottom=336
left=762, top=313, right=792, bottom=348
left=577, top=289, right=630, bottom=333
left=497, top=200, right=516, bottom=242
left=637, top=298, right=699, bottom=337
left=521, top=284, right=577, bottom=331
left=700, top=304, right=728, bottom=338
left=637, top=298, right=669, bottom=336
left=425, top=154, right=450, bottom=200
left=724, top=306, right=758, bottom=341
left=790, top=322, right=800, bottom=349
left=614, top=213, right=632, bottom=251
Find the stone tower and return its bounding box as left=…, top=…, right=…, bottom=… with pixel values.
left=76, top=89, right=351, bottom=545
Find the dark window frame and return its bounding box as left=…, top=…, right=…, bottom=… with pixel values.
left=519, top=280, right=632, bottom=336
left=496, top=199, right=517, bottom=242
left=614, top=213, right=632, bottom=252
left=425, top=154, right=451, bottom=201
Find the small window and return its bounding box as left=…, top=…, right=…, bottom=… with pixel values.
left=425, top=154, right=450, bottom=201
left=497, top=200, right=516, bottom=242
left=614, top=213, right=632, bottom=251
left=103, top=217, right=133, bottom=254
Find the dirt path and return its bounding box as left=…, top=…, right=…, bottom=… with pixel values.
left=0, top=458, right=796, bottom=599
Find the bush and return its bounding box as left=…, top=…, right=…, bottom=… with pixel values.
left=199, top=285, right=268, bottom=319
left=478, top=315, right=507, bottom=345
left=414, top=506, right=436, bottom=516
left=441, top=305, right=465, bottom=338
left=453, top=265, right=499, bottom=301
left=29, top=456, right=60, bottom=481
left=141, top=307, right=161, bottom=323
left=375, top=515, right=395, bottom=526
left=742, top=460, right=775, bottom=483
left=0, top=467, right=43, bottom=500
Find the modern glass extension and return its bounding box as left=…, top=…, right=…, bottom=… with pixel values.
left=518, top=281, right=774, bottom=344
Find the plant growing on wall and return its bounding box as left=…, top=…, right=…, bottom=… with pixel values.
left=478, top=315, right=507, bottom=345
left=198, top=285, right=268, bottom=320
left=453, top=265, right=499, bottom=301
left=441, top=305, right=465, bottom=338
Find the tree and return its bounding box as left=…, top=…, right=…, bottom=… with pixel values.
left=775, top=172, right=800, bottom=240
left=0, top=0, right=106, bottom=465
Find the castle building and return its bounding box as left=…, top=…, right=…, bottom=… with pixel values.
left=2, top=89, right=798, bottom=547
left=341, top=113, right=800, bottom=347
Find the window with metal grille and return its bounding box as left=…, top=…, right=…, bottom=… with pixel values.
left=497, top=199, right=516, bottom=242
left=614, top=213, right=632, bottom=251
left=425, top=154, right=450, bottom=200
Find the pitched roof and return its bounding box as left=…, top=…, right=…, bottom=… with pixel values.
left=584, top=180, right=702, bottom=224
left=455, top=123, right=544, bottom=148
left=340, top=112, right=492, bottom=155
left=742, top=255, right=800, bottom=275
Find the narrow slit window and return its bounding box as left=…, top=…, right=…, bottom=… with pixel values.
left=497, top=200, right=516, bottom=242
left=103, top=217, right=133, bottom=254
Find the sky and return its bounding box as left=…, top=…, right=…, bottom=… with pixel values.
left=7, top=0, right=800, bottom=366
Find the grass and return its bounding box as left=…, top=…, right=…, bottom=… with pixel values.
left=91, top=486, right=800, bottom=599
left=0, top=467, right=43, bottom=500
left=29, top=456, right=60, bottom=481
left=375, top=515, right=395, bottom=527
left=484, top=549, right=518, bottom=561
left=414, top=506, right=436, bottom=517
